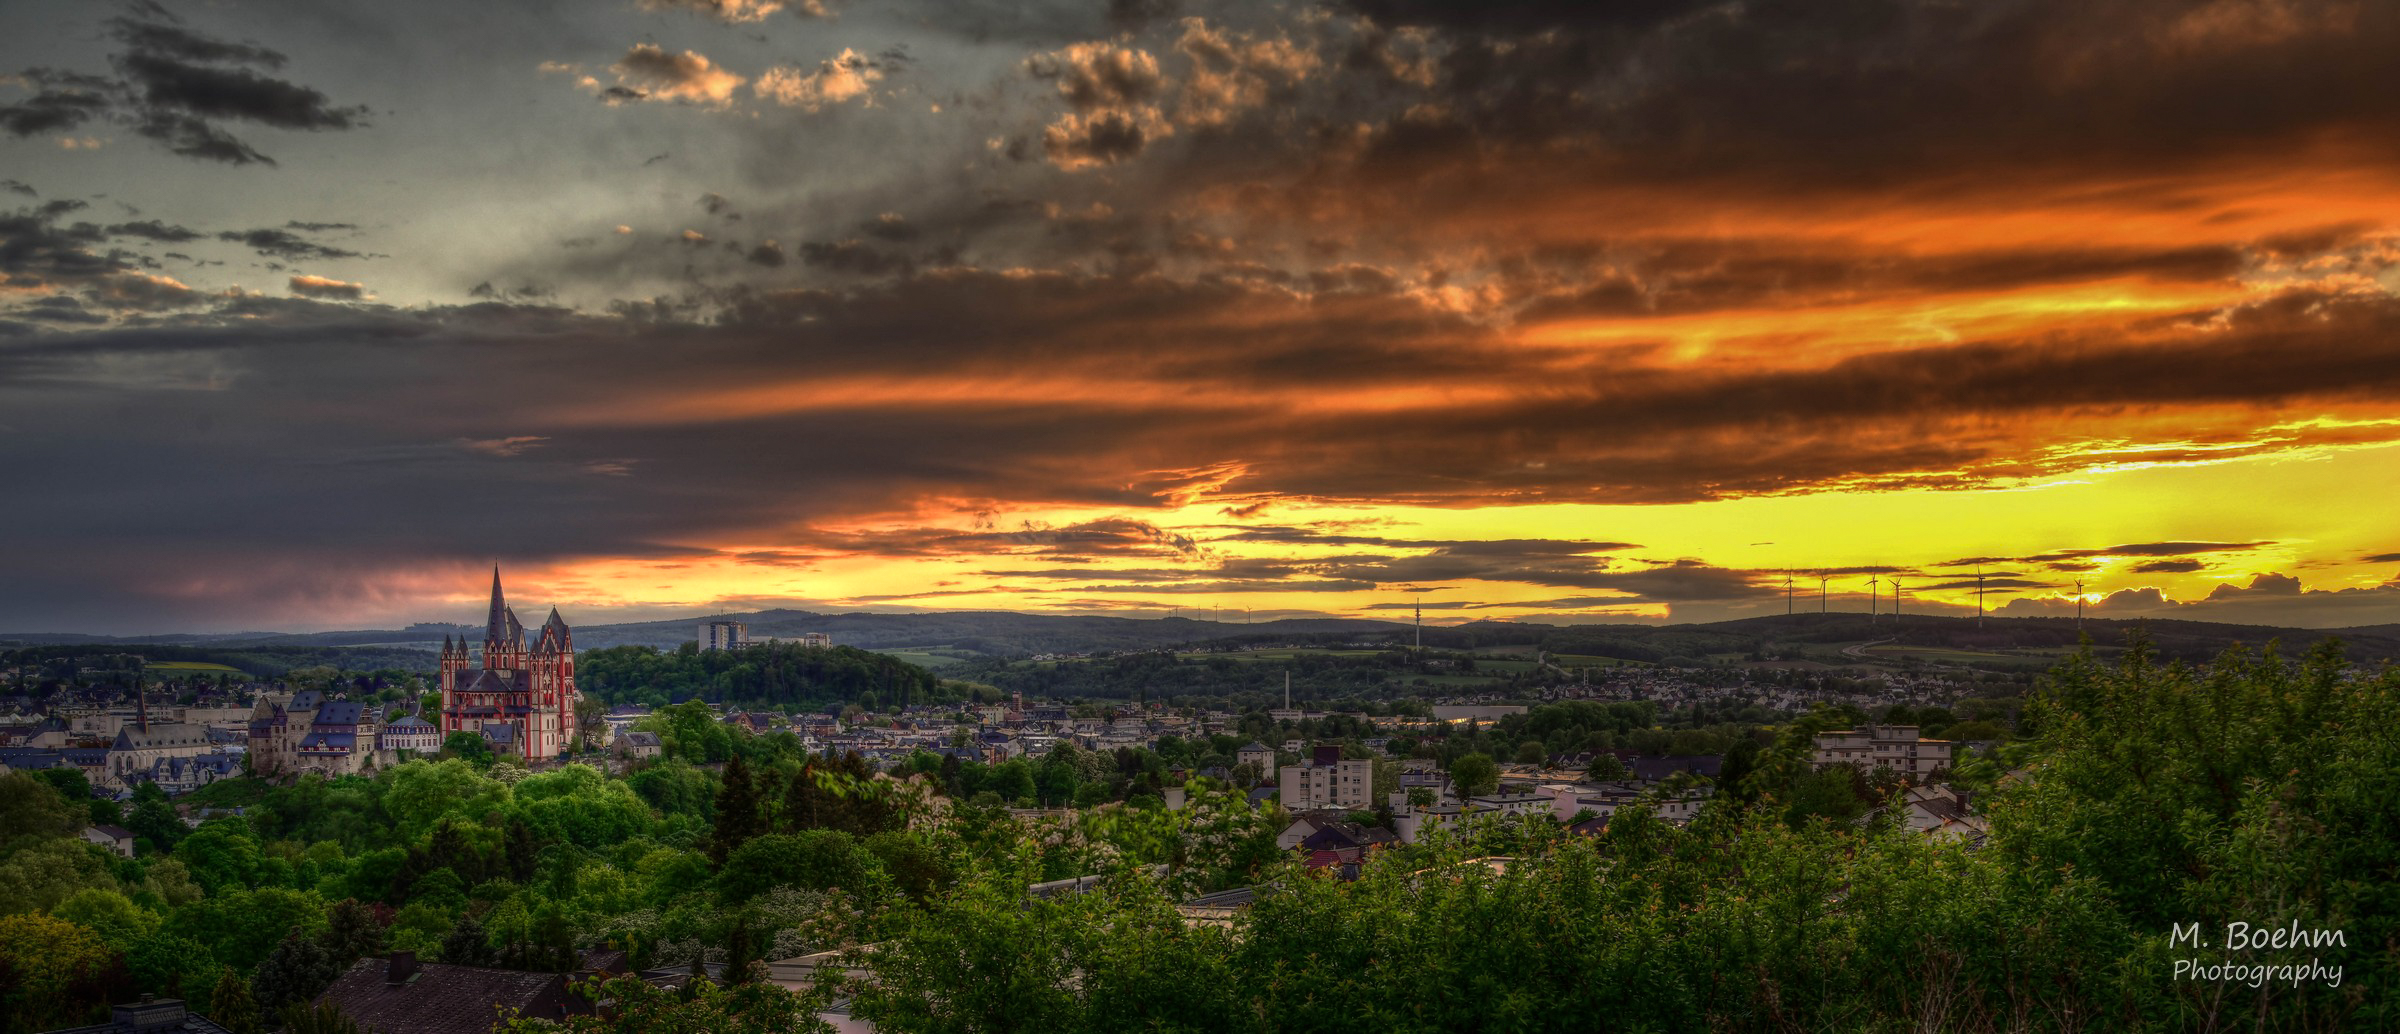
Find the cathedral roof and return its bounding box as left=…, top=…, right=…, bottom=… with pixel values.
left=454, top=669, right=531, bottom=694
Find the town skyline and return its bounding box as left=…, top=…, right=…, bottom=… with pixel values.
left=6, top=0, right=2400, bottom=634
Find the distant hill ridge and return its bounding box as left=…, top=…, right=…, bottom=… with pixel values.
left=6, top=608, right=2397, bottom=666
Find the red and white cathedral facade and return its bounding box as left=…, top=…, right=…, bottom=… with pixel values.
left=437, top=568, right=580, bottom=762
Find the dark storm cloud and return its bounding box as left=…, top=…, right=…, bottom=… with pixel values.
left=216, top=228, right=362, bottom=261
left=1518, top=243, right=2248, bottom=321
left=2131, top=558, right=2205, bottom=574
left=1066, top=579, right=1379, bottom=595
left=103, top=16, right=290, bottom=69
left=0, top=181, right=35, bottom=198
left=1939, top=541, right=2275, bottom=567
left=1912, top=577, right=2050, bottom=592
left=112, top=50, right=366, bottom=132
left=0, top=79, right=117, bottom=136
left=2363, top=552, right=2400, bottom=565
left=1338, top=0, right=2400, bottom=192
left=7, top=295, right=110, bottom=325
left=106, top=220, right=204, bottom=243
left=0, top=12, right=366, bottom=166
left=799, top=240, right=911, bottom=277
left=975, top=535, right=1668, bottom=597
left=807, top=518, right=1203, bottom=559
left=0, top=211, right=117, bottom=281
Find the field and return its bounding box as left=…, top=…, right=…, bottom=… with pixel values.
left=1171, top=649, right=1390, bottom=662
left=140, top=661, right=243, bottom=672
left=869, top=647, right=978, bottom=669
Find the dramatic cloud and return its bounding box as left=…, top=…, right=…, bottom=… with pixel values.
left=596, top=45, right=745, bottom=107
left=216, top=227, right=362, bottom=261
left=755, top=50, right=883, bottom=112
left=287, top=274, right=366, bottom=300
left=637, top=0, right=827, bottom=23
left=4, top=0, right=2399, bottom=630
left=0, top=13, right=367, bottom=165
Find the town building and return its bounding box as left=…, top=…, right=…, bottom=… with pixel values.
left=435, top=568, right=580, bottom=764
left=378, top=714, right=441, bottom=753
left=247, top=691, right=379, bottom=777
left=1236, top=741, right=1274, bottom=773
left=1278, top=745, right=1373, bottom=812
left=1813, top=724, right=1953, bottom=778
left=701, top=619, right=748, bottom=651
left=314, top=952, right=600, bottom=1034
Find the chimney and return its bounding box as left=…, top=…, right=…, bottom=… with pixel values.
left=386, top=950, right=419, bottom=984
left=1953, top=788, right=1973, bottom=813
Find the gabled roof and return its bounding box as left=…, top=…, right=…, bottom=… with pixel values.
left=316, top=956, right=572, bottom=1034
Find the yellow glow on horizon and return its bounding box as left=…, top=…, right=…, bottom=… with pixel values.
left=451, top=436, right=2400, bottom=628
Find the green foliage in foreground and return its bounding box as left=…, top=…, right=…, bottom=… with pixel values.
left=821, top=639, right=2398, bottom=1033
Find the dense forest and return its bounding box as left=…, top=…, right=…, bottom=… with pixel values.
left=2, top=645, right=440, bottom=684
left=575, top=642, right=952, bottom=711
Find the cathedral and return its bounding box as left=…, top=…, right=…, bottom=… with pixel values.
left=437, top=567, right=580, bottom=762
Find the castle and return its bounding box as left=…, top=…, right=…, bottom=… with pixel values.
left=436, top=567, right=581, bottom=762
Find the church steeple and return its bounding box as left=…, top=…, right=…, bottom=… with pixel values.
left=485, top=565, right=509, bottom=647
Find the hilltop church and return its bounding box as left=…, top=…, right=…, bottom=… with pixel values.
left=436, top=568, right=581, bottom=762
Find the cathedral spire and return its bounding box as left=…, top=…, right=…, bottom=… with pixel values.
left=485, top=564, right=508, bottom=646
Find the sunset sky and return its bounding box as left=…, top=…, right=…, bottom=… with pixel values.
left=5, top=0, right=2400, bottom=634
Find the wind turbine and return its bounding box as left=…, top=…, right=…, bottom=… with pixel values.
left=1975, top=567, right=1988, bottom=628
left=1819, top=571, right=1829, bottom=615
left=1868, top=575, right=1880, bottom=619
left=2075, top=579, right=2085, bottom=628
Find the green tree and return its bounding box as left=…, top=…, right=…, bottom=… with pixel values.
left=0, top=837, right=117, bottom=915
left=172, top=820, right=265, bottom=894
left=499, top=974, right=833, bottom=1034
left=442, top=732, right=495, bottom=768
left=0, top=913, right=117, bottom=1032
left=251, top=927, right=343, bottom=1013
left=441, top=915, right=498, bottom=967
left=1449, top=752, right=1499, bottom=797
left=126, top=790, right=187, bottom=854
left=718, top=832, right=872, bottom=903
left=1584, top=752, right=1629, bottom=782
left=210, top=966, right=263, bottom=1034
left=0, top=771, right=83, bottom=854
left=49, top=887, right=158, bottom=950
left=162, top=886, right=326, bottom=972
left=277, top=1001, right=364, bottom=1034
left=321, top=899, right=387, bottom=967
left=708, top=755, right=766, bottom=865
left=127, top=934, right=219, bottom=1006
